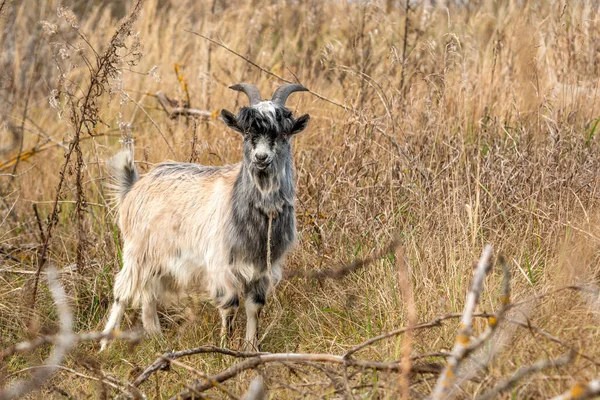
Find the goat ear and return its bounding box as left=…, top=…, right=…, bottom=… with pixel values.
left=221, top=109, right=244, bottom=134
left=290, top=114, right=310, bottom=136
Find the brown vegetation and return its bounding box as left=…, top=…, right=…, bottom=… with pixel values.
left=1, top=0, right=600, bottom=398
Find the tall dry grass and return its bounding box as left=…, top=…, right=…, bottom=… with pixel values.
left=1, top=0, right=600, bottom=398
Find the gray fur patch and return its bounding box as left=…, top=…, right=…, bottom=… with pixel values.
left=150, top=162, right=235, bottom=179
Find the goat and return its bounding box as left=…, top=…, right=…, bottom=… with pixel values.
left=100, top=83, right=310, bottom=351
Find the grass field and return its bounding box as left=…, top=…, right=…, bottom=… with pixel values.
left=1, top=0, right=600, bottom=398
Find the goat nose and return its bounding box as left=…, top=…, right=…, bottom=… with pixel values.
left=255, top=153, right=268, bottom=162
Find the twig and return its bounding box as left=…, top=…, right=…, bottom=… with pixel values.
left=475, top=352, right=573, bottom=400
left=134, top=346, right=267, bottom=386
left=452, top=256, right=511, bottom=376
left=163, top=357, right=239, bottom=400
left=0, top=329, right=142, bottom=360
left=171, top=353, right=441, bottom=400
left=550, top=377, right=600, bottom=400
left=184, top=30, right=355, bottom=112
left=7, top=365, right=134, bottom=398
left=345, top=313, right=470, bottom=359
left=503, top=317, right=600, bottom=367
left=429, top=245, right=494, bottom=399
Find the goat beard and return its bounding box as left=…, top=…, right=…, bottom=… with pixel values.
left=250, top=166, right=280, bottom=195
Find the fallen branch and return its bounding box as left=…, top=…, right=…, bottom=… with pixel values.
left=475, top=352, right=573, bottom=400
left=134, top=346, right=267, bottom=386
left=154, top=91, right=217, bottom=120
left=170, top=353, right=441, bottom=400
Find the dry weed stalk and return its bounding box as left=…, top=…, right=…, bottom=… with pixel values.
left=28, top=0, right=145, bottom=312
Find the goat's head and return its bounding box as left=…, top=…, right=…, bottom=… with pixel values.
left=221, top=83, right=310, bottom=175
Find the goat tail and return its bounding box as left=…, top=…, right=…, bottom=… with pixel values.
left=106, top=149, right=139, bottom=206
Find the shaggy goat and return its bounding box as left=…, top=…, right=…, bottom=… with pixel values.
left=100, top=83, right=310, bottom=351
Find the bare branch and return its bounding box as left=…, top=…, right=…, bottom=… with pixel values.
left=154, top=91, right=215, bottom=120
left=0, top=268, right=73, bottom=400
left=429, top=245, right=494, bottom=399
left=475, top=353, right=573, bottom=400
left=134, top=345, right=267, bottom=386
left=551, top=378, right=600, bottom=400
left=169, top=353, right=441, bottom=399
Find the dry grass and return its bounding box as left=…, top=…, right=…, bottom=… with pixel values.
left=1, top=0, right=600, bottom=398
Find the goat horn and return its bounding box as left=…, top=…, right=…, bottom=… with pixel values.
left=229, top=83, right=262, bottom=106
left=271, top=84, right=308, bottom=107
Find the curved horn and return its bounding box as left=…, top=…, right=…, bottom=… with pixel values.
left=271, top=84, right=308, bottom=107
left=229, top=83, right=262, bottom=106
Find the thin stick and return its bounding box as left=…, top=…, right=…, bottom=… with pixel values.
left=134, top=346, right=267, bottom=386
left=184, top=30, right=355, bottom=112
left=170, top=353, right=441, bottom=400
left=475, top=353, right=573, bottom=400
left=164, top=357, right=239, bottom=400
left=0, top=329, right=142, bottom=360
left=429, top=245, right=494, bottom=399
left=550, top=377, right=600, bottom=400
